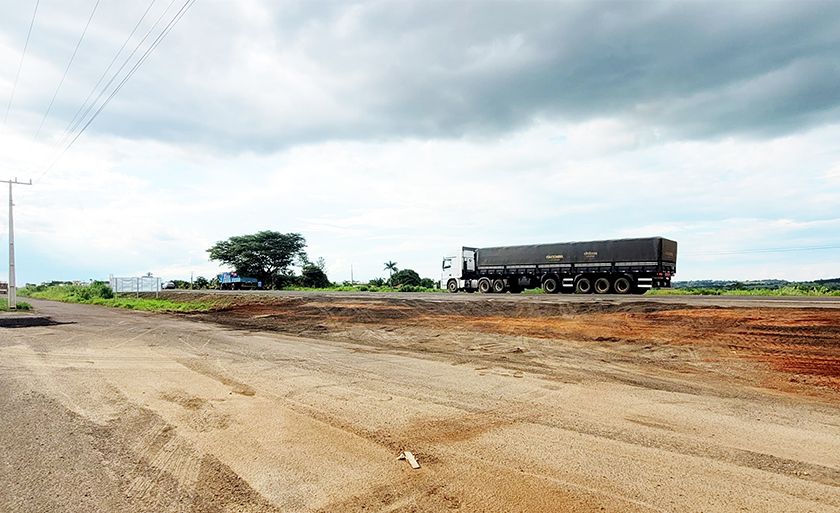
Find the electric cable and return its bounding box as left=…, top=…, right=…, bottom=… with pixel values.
left=31, top=0, right=101, bottom=143
left=33, top=0, right=194, bottom=184
left=48, top=0, right=159, bottom=159
left=1, top=0, right=40, bottom=135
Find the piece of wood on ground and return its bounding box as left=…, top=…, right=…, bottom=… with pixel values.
left=403, top=451, right=420, bottom=469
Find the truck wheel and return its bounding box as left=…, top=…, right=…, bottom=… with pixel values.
left=541, top=277, right=559, bottom=294
left=613, top=277, right=631, bottom=294
left=492, top=279, right=506, bottom=293
left=447, top=280, right=459, bottom=293
left=594, top=277, right=611, bottom=294
left=478, top=278, right=492, bottom=293
left=575, top=277, right=593, bottom=294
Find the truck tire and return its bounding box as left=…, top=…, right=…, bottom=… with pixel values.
left=478, top=278, right=492, bottom=293
left=447, top=280, right=459, bottom=293
left=594, top=277, right=611, bottom=294
left=541, top=277, right=559, bottom=294
left=613, top=276, right=632, bottom=294
left=492, top=279, right=506, bottom=293
left=575, top=277, right=593, bottom=294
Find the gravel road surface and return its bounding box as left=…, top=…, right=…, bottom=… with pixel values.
left=1, top=297, right=838, bottom=512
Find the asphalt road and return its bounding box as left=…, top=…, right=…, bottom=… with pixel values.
left=1, top=299, right=839, bottom=512
left=169, top=289, right=840, bottom=309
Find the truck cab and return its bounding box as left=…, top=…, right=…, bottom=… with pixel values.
left=441, top=247, right=476, bottom=292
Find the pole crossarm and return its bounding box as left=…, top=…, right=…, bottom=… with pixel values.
left=3, top=178, right=32, bottom=310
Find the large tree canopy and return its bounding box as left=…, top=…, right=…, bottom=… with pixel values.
left=207, top=231, right=307, bottom=289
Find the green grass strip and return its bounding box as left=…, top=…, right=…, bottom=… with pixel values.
left=19, top=284, right=218, bottom=312
left=0, top=298, right=32, bottom=311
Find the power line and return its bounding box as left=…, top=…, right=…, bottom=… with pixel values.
left=35, top=0, right=195, bottom=184
left=1, top=0, right=40, bottom=135
left=44, top=0, right=160, bottom=167
left=31, top=0, right=101, bottom=143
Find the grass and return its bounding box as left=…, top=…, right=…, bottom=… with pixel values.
left=19, top=284, right=220, bottom=312
left=649, top=285, right=840, bottom=296
left=0, top=298, right=32, bottom=311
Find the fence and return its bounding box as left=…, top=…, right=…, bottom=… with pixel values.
left=109, top=275, right=162, bottom=294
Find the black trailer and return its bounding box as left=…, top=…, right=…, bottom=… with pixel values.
left=445, top=237, right=677, bottom=294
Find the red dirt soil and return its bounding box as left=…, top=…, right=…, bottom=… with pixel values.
left=180, top=295, right=840, bottom=401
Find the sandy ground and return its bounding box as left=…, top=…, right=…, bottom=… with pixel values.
left=0, top=294, right=838, bottom=512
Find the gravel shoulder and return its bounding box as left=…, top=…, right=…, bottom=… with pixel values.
left=1, top=296, right=838, bottom=512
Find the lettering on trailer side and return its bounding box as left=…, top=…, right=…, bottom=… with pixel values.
left=545, top=254, right=564, bottom=260
left=584, top=251, right=598, bottom=258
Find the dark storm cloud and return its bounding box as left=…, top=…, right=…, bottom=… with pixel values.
left=3, top=0, right=840, bottom=152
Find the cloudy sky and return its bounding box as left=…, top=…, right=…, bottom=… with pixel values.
left=1, top=0, right=839, bottom=285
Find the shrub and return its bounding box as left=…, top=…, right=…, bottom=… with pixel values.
left=390, top=269, right=421, bottom=287
left=419, top=278, right=436, bottom=289
left=300, top=265, right=331, bottom=288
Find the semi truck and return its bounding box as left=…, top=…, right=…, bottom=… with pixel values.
left=441, top=237, right=677, bottom=294
left=217, top=272, right=261, bottom=290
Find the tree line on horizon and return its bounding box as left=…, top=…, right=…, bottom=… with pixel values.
left=206, top=231, right=437, bottom=290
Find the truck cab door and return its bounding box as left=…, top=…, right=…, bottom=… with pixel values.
left=441, top=257, right=455, bottom=284
left=465, top=255, right=475, bottom=273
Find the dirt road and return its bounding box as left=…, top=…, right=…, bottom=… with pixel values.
left=1, top=296, right=839, bottom=512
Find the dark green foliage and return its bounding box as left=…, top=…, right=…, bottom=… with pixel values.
left=390, top=269, right=421, bottom=287
left=383, top=261, right=398, bottom=275
left=50, top=281, right=115, bottom=301
left=172, top=280, right=192, bottom=289
left=674, top=278, right=840, bottom=292
left=92, top=281, right=115, bottom=299
left=0, top=299, right=31, bottom=311
left=419, top=278, right=436, bottom=289
left=193, top=276, right=210, bottom=289
left=207, top=231, right=308, bottom=289
left=274, top=273, right=299, bottom=289
left=300, top=265, right=330, bottom=288
left=368, top=277, right=386, bottom=287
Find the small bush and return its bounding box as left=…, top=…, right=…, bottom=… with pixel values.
left=0, top=298, right=32, bottom=311
left=419, top=278, right=436, bottom=289
left=300, top=265, right=331, bottom=288
left=390, top=269, right=421, bottom=287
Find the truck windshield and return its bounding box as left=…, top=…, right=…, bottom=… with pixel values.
left=442, top=259, right=452, bottom=269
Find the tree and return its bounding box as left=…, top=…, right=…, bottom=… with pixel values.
left=193, top=276, right=210, bottom=289
left=300, top=264, right=330, bottom=288
left=390, top=269, right=421, bottom=287
left=384, top=261, right=398, bottom=277
left=207, top=231, right=308, bottom=289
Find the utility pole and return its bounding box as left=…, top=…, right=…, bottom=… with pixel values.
left=3, top=178, right=31, bottom=310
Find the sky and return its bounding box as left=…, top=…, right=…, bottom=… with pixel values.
left=0, top=0, right=839, bottom=285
